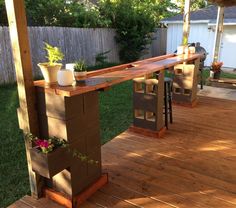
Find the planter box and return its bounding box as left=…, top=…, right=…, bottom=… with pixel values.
left=30, top=147, right=71, bottom=179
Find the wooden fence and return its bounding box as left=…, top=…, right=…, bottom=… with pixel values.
left=0, top=27, right=166, bottom=84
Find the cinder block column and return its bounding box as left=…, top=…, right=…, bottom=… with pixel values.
left=36, top=89, right=101, bottom=197
left=172, top=58, right=200, bottom=105
left=132, top=70, right=165, bottom=132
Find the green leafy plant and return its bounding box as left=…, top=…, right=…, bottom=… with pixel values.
left=26, top=134, right=98, bottom=165
left=211, top=61, right=223, bottom=73
left=95, top=50, right=110, bottom=65
left=44, top=42, right=64, bottom=65
left=74, top=59, right=87, bottom=72
left=99, top=0, right=156, bottom=63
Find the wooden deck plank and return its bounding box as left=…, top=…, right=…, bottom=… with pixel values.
left=7, top=200, right=32, bottom=208
left=88, top=190, right=138, bottom=207
left=8, top=96, right=236, bottom=208
left=99, top=182, right=174, bottom=208
left=102, top=149, right=236, bottom=208
left=107, top=133, right=236, bottom=186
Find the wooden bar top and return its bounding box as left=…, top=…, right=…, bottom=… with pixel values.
left=34, top=54, right=201, bottom=97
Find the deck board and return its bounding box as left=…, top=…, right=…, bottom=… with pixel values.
left=8, top=96, right=236, bottom=208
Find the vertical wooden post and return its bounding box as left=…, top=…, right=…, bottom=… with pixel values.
left=213, top=6, right=224, bottom=62
left=182, top=0, right=191, bottom=46
left=5, top=0, right=43, bottom=198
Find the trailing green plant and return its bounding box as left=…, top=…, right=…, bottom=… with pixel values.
left=44, top=42, right=64, bottom=66
left=74, top=59, right=87, bottom=72
left=95, top=50, right=111, bottom=65
left=26, top=133, right=98, bottom=165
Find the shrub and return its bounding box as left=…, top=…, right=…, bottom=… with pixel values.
left=99, top=0, right=156, bottom=63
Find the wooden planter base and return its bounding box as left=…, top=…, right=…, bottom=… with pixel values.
left=172, top=98, right=198, bottom=108
left=129, top=125, right=166, bottom=138
left=44, top=173, right=108, bottom=208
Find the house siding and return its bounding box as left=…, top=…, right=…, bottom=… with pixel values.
left=166, top=23, right=215, bottom=66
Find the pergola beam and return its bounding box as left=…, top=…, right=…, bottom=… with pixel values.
left=182, top=0, right=191, bottom=46
left=5, top=0, right=43, bottom=198
left=212, top=6, right=224, bottom=62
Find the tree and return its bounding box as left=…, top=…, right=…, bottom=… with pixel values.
left=99, top=0, right=177, bottom=62
left=0, top=0, right=110, bottom=27
left=191, top=0, right=208, bottom=10
left=0, top=0, right=8, bottom=26
left=175, top=0, right=208, bottom=12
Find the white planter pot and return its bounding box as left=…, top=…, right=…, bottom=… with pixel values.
left=65, top=63, right=76, bottom=80
left=177, top=46, right=185, bottom=55
left=210, top=71, right=214, bottom=78
left=189, top=46, right=196, bottom=54
left=74, top=71, right=87, bottom=80
left=65, top=63, right=75, bottom=72
left=184, top=46, right=189, bottom=55
left=57, top=70, right=74, bottom=86
left=38, top=63, right=62, bottom=83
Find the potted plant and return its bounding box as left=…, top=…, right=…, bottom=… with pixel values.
left=27, top=134, right=98, bottom=179
left=29, top=136, right=70, bottom=178
left=38, top=42, right=64, bottom=83
left=211, top=61, right=223, bottom=79
left=73, top=59, right=87, bottom=80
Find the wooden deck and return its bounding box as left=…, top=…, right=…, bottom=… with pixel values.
left=9, top=96, right=236, bottom=208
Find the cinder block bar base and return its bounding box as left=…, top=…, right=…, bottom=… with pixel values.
left=35, top=88, right=107, bottom=205
left=131, top=70, right=166, bottom=138
left=172, top=58, right=200, bottom=107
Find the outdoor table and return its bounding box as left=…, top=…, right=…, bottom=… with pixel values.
left=33, top=53, right=201, bottom=207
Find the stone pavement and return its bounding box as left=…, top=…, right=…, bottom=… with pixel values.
left=198, top=85, right=236, bottom=101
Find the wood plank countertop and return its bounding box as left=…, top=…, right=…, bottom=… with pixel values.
left=34, top=53, right=201, bottom=97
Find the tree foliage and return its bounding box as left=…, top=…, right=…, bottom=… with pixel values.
left=0, top=0, right=110, bottom=27
left=99, top=0, right=178, bottom=62
left=0, top=0, right=7, bottom=26
left=175, top=0, right=209, bottom=12
left=0, top=0, right=209, bottom=62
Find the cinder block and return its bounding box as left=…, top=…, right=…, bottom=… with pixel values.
left=173, top=63, right=199, bottom=104
left=133, top=93, right=157, bottom=113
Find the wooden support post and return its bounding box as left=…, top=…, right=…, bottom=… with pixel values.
left=5, top=0, right=43, bottom=198
left=213, top=6, right=224, bottom=62
left=182, top=0, right=191, bottom=46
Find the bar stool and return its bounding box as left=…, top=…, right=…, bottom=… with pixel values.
left=164, top=77, right=173, bottom=129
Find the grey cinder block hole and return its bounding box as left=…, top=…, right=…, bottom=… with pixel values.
left=135, top=109, right=145, bottom=120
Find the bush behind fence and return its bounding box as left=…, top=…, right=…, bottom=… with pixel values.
left=0, top=27, right=166, bottom=84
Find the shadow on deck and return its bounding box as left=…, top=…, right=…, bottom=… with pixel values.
left=9, top=96, right=236, bottom=208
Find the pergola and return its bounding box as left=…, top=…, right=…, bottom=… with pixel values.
left=183, top=0, right=236, bottom=62
left=4, top=0, right=236, bottom=207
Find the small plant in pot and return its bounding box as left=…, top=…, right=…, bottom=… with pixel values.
left=38, top=42, right=64, bottom=83
left=211, top=61, right=223, bottom=79
left=74, top=59, right=87, bottom=80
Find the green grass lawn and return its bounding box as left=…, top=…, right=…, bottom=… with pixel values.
left=202, top=69, right=236, bottom=85
left=0, top=81, right=133, bottom=208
